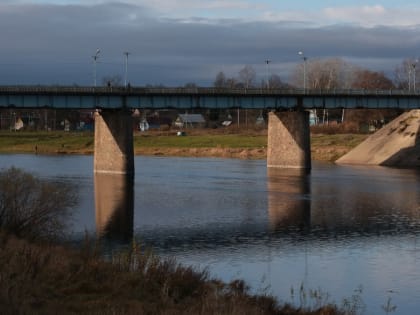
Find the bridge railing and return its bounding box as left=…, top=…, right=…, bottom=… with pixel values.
left=0, top=85, right=419, bottom=96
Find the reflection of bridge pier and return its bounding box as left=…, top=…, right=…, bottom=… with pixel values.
left=267, top=168, right=311, bottom=232
left=94, top=173, right=134, bottom=242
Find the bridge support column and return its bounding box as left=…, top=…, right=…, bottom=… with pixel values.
left=267, top=111, right=311, bottom=170
left=94, top=109, right=134, bottom=175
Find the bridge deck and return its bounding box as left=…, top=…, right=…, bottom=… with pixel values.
left=1, top=86, right=420, bottom=109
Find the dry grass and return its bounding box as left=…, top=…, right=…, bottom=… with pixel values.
left=0, top=167, right=77, bottom=241
left=310, top=134, right=368, bottom=161
left=0, top=234, right=348, bottom=315
left=310, top=122, right=361, bottom=135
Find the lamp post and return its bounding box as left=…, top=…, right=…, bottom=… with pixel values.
left=408, top=67, right=412, bottom=92
left=124, top=51, right=130, bottom=87
left=298, top=51, right=307, bottom=91
left=92, top=49, right=101, bottom=87
left=265, top=59, right=271, bottom=89
left=11, top=112, right=16, bottom=132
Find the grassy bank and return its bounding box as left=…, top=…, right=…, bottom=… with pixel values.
left=0, top=131, right=95, bottom=154
left=0, top=232, right=354, bottom=315
left=0, top=130, right=367, bottom=161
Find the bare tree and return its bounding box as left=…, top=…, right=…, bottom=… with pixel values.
left=291, top=58, right=354, bottom=90
left=102, top=75, right=123, bottom=87
left=0, top=167, right=77, bottom=241
left=184, top=82, right=197, bottom=88
left=214, top=71, right=227, bottom=88
left=394, top=58, right=419, bottom=90
left=225, top=77, right=239, bottom=88
left=351, top=70, right=394, bottom=89
left=238, top=65, right=256, bottom=88
left=267, top=74, right=289, bottom=89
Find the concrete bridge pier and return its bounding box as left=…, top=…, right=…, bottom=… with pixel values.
left=267, top=111, right=311, bottom=170
left=94, top=109, right=134, bottom=175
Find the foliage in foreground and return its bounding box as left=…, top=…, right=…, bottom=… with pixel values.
left=0, top=167, right=77, bottom=241
left=0, top=233, right=346, bottom=315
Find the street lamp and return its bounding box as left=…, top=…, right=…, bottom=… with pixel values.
left=11, top=112, right=16, bottom=132
left=92, top=48, right=101, bottom=87
left=408, top=67, right=412, bottom=91
left=298, top=51, right=307, bottom=91
left=265, top=59, right=271, bottom=89
left=124, top=51, right=131, bottom=88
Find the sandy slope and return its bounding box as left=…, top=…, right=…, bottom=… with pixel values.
left=336, top=110, right=420, bottom=167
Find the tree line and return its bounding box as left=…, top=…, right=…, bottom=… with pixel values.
left=211, top=57, right=419, bottom=90
left=98, top=57, right=418, bottom=91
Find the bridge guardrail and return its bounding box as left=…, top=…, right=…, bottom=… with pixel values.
left=0, top=86, right=420, bottom=96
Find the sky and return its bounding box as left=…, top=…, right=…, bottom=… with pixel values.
left=1, top=0, right=420, bottom=86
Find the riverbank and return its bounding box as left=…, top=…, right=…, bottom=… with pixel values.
left=0, top=231, right=354, bottom=315
left=0, top=130, right=367, bottom=161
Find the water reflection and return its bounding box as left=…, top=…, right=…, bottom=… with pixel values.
left=267, top=165, right=420, bottom=238
left=94, top=173, right=134, bottom=243
left=267, top=168, right=310, bottom=233
left=310, top=166, right=420, bottom=236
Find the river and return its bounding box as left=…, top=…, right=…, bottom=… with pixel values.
left=1, top=154, right=419, bottom=314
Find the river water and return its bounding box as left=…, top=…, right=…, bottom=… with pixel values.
left=1, top=154, right=419, bottom=314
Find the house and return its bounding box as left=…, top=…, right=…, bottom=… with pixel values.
left=174, top=114, right=206, bottom=128
left=140, top=110, right=177, bottom=130
left=309, top=110, right=319, bottom=126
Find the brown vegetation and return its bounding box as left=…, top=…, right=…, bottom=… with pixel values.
left=0, top=167, right=77, bottom=241
left=0, top=233, right=348, bottom=315
left=351, top=70, right=394, bottom=89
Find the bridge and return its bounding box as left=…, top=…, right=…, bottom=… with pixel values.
left=1, top=86, right=420, bottom=109
left=1, top=86, right=419, bottom=175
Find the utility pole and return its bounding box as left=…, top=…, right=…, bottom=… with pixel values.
left=265, top=59, right=271, bottom=89
left=124, top=51, right=130, bottom=87
left=298, top=51, right=307, bottom=91
left=92, top=49, right=100, bottom=87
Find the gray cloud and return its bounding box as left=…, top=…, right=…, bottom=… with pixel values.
left=0, top=2, right=419, bottom=86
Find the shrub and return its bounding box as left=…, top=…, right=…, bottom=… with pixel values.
left=0, top=167, right=77, bottom=241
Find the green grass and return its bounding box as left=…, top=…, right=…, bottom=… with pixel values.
left=134, top=134, right=266, bottom=148
left=0, top=131, right=367, bottom=161
left=0, top=131, right=267, bottom=153
left=0, top=131, right=94, bottom=154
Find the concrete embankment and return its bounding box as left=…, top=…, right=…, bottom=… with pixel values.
left=336, top=110, right=420, bottom=167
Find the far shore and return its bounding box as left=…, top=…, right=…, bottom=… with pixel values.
left=0, top=129, right=367, bottom=162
